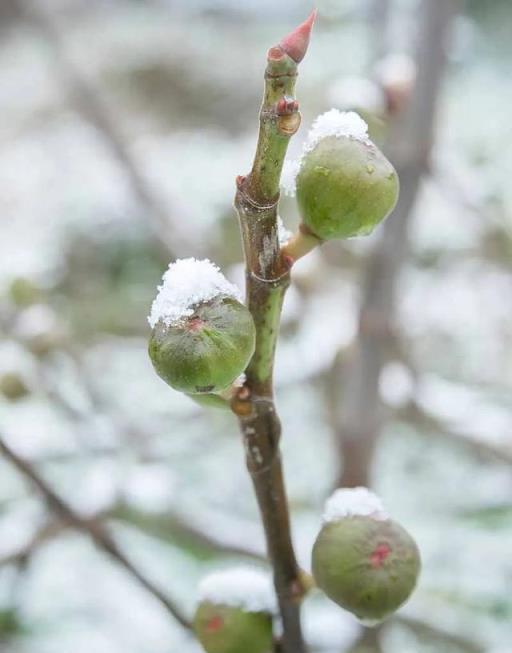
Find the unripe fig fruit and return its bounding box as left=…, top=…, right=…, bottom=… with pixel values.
left=194, top=567, right=275, bottom=653
left=296, top=135, right=398, bottom=240
left=194, top=601, right=273, bottom=653
left=0, top=372, right=29, bottom=401
left=312, top=514, right=420, bottom=624
left=8, top=277, right=41, bottom=307
left=188, top=392, right=231, bottom=411
left=149, top=297, right=255, bottom=394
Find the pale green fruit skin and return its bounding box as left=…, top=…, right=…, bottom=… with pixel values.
left=194, top=601, right=273, bottom=653
left=312, top=516, right=420, bottom=623
left=148, top=297, right=255, bottom=394
left=296, top=136, right=399, bottom=240
left=188, top=392, right=230, bottom=411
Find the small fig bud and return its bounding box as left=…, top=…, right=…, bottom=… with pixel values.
left=0, top=372, right=29, bottom=401
left=148, top=259, right=255, bottom=395
left=194, top=568, right=275, bottom=653
left=14, top=304, right=66, bottom=357
left=312, top=488, right=420, bottom=624
left=8, top=277, right=42, bottom=307
left=295, top=110, right=398, bottom=240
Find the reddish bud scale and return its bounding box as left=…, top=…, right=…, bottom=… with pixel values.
left=279, top=9, right=317, bottom=63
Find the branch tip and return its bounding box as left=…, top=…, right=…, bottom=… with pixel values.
left=279, top=9, right=317, bottom=63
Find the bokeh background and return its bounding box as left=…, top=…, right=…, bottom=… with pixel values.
left=1, top=1, right=511, bottom=652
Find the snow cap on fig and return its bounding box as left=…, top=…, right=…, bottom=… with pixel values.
left=148, top=258, right=242, bottom=329
left=323, top=487, right=389, bottom=523
left=148, top=259, right=255, bottom=395
left=194, top=567, right=275, bottom=653
left=312, top=487, right=421, bottom=625
left=283, top=109, right=399, bottom=240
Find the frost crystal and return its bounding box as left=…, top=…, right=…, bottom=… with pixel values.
left=148, top=258, right=242, bottom=328
left=280, top=110, right=370, bottom=197
left=232, top=373, right=246, bottom=388
left=277, top=216, right=292, bottom=245
left=281, top=159, right=301, bottom=197
left=323, top=487, right=388, bottom=523
left=198, top=567, right=277, bottom=614
left=304, top=109, right=369, bottom=153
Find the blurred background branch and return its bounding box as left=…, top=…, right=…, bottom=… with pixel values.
left=1, top=1, right=511, bottom=652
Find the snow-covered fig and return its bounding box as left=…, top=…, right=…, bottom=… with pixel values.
left=311, top=487, right=420, bottom=624
left=148, top=259, right=255, bottom=395
left=193, top=568, right=275, bottom=653
left=287, top=110, right=398, bottom=240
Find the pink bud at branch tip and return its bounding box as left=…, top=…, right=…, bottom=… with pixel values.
left=279, top=9, right=317, bottom=63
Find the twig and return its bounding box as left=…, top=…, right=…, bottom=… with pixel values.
left=231, top=13, right=317, bottom=653
left=0, top=436, right=192, bottom=631
left=109, top=503, right=266, bottom=562
left=396, top=615, right=485, bottom=653
left=398, top=400, right=512, bottom=466
left=331, top=0, right=458, bottom=488
left=0, top=520, right=66, bottom=568
left=16, top=0, right=183, bottom=258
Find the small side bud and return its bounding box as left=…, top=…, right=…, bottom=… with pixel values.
left=311, top=488, right=421, bottom=624
left=194, top=568, right=275, bottom=653
left=295, top=110, right=399, bottom=240
left=279, top=10, right=317, bottom=63
left=14, top=305, right=66, bottom=357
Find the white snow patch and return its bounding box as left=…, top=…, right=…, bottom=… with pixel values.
left=280, top=110, right=370, bottom=197
left=323, top=487, right=388, bottom=523
left=231, top=373, right=246, bottom=389
left=148, top=258, right=242, bottom=328
left=281, top=159, right=301, bottom=197
left=198, top=567, right=276, bottom=614
left=277, top=216, right=292, bottom=245
left=304, top=109, right=369, bottom=153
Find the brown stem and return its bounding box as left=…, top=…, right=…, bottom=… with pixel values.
left=332, top=0, right=458, bottom=489
left=232, top=14, right=316, bottom=653
left=0, top=436, right=192, bottom=631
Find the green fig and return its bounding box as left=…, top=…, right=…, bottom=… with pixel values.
left=188, top=392, right=231, bottom=411
left=149, top=296, right=255, bottom=395
left=312, top=514, right=420, bottom=624
left=194, top=601, right=273, bottom=653
left=0, top=372, right=29, bottom=401
left=8, top=277, right=42, bottom=307
left=194, top=568, right=275, bottom=653
left=295, top=116, right=398, bottom=240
